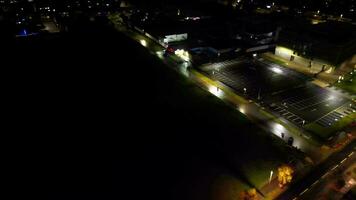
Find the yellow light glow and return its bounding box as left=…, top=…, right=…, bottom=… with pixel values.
left=278, top=165, right=294, bottom=188
left=276, top=46, right=294, bottom=56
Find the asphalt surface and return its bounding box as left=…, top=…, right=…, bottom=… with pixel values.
left=299, top=154, right=356, bottom=200
left=199, top=57, right=353, bottom=128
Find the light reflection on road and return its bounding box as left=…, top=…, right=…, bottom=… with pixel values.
left=208, top=85, right=224, bottom=98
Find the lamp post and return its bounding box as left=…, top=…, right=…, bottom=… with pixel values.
left=269, top=170, right=274, bottom=183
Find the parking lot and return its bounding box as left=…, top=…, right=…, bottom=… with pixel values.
left=199, top=58, right=354, bottom=128
left=315, top=104, right=356, bottom=127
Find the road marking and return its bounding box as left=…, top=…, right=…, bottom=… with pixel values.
left=331, top=165, right=338, bottom=171
left=348, top=152, right=354, bottom=157
left=322, top=172, right=329, bottom=179
left=340, top=158, right=347, bottom=164
left=311, top=180, right=319, bottom=187
left=299, top=188, right=309, bottom=196
left=292, top=197, right=298, bottom=200
left=309, top=102, right=349, bottom=124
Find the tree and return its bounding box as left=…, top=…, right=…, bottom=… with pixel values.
left=277, top=165, right=294, bottom=188
left=239, top=188, right=259, bottom=200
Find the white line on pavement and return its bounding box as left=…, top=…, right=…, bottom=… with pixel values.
left=340, top=158, right=347, bottom=164
left=321, top=172, right=329, bottom=179
left=311, top=180, right=319, bottom=187
left=331, top=165, right=339, bottom=171
left=299, top=188, right=309, bottom=196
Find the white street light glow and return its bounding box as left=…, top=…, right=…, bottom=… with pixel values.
left=328, top=95, right=336, bottom=100
left=175, top=49, right=190, bottom=62
left=140, top=39, right=147, bottom=47
left=208, top=85, right=224, bottom=98
left=269, top=170, right=274, bottom=183
left=271, top=67, right=283, bottom=74
left=239, top=106, right=245, bottom=114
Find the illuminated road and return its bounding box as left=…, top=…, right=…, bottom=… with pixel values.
left=299, top=152, right=355, bottom=200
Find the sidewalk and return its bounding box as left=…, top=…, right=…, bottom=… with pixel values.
left=262, top=52, right=342, bottom=86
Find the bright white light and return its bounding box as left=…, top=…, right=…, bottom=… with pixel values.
left=269, top=170, right=274, bottom=183
left=266, top=5, right=271, bottom=9
left=276, top=46, right=294, bottom=56
left=208, top=85, right=223, bottom=98
left=253, top=53, right=257, bottom=57
left=273, top=124, right=284, bottom=133
left=239, top=107, right=245, bottom=114
left=175, top=49, right=190, bottom=62
left=271, top=67, right=283, bottom=74
left=140, top=39, right=147, bottom=47
left=328, top=95, right=335, bottom=100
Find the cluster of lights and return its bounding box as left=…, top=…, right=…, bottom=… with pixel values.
left=174, top=49, right=190, bottom=62
left=184, top=17, right=200, bottom=21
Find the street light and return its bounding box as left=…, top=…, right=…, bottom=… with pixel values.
left=269, top=170, right=274, bottom=183
left=140, top=39, right=147, bottom=47
left=243, top=88, right=247, bottom=94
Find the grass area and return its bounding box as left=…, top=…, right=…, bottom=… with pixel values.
left=211, top=175, right=250, bottom=200
left=241, top=160, right=279, bottom=189
left=305, top=113, right=356, bottom=141
left=334, top=72, right=356, bottom=94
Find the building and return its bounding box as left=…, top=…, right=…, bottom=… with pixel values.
left=278, top=20, right=356, bottom=67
